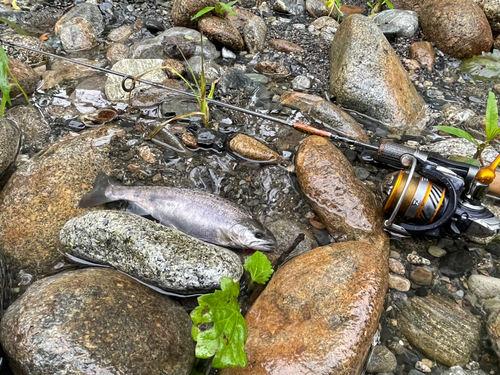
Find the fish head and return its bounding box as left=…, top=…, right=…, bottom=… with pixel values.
left=227, top=219, right=277, bottom=252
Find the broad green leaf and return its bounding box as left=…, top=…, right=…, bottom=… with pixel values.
left=367, top=2, right=373, bottom=7
left=460, top=50, right=500, bottom=82
left=486, top=91, right=499, bottom=141
left=226, top=0, right=239, bottom=6
left=243, top=251, right=274, bottom=284
left=191, top=6, right=214, bottom=20
left=434, top=126, right=479, bottom=146
left=385, top=0, right=394, bottom=8
left=191, top=277, right=247, bottom=369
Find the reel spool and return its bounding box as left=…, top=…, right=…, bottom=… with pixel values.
left=381, top=171, right=448, bottom=224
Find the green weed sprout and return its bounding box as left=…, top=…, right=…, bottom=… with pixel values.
left=367, top=0, right=394, bottom=14
left=324, top=0, right=343, bottom=21
left=435, top=91, right=500, bottom=166
left=0, top=45, right=30, bottom=116
left=191, top=0, right=238, bottom=21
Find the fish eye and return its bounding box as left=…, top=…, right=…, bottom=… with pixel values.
left=254, top=232, right=264, bottom=239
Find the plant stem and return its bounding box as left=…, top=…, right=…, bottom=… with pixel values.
left=7, top=68, right=30, bottom=105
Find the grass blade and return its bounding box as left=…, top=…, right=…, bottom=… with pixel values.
left=486, top=91, right=499, bottom=141
left=191, top=7, right=214, bottom=21
left=434, top=126, right=479, bottom=146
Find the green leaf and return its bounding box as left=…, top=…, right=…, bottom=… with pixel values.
left=219, top=2, right=234, bottom=14
left=243, top=251, right=274, bottom=284
left=434, top=126, right=479, bottom=146
left=191, top=6, right=215, bottom=20
left=384, top=0, right=394, bottom=8
left=367, top=2, right=373, bottom=7
left=486, top=91, right=499, bottom=141
left=191, top=277, right=247, bottom=369
left=0, top=84, right=12, bottom=116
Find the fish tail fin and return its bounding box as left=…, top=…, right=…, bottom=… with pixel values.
left=79, top=172, right=116, bottom=208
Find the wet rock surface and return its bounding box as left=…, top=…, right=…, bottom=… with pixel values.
left=420, top=0, right=493, bottom=59
left=0, top=268, right=195, bottom=375
left=60, top=211, right=243, bottom=294
left=0, top=118, right=20, bottom=176
left=329, top=15, right=426, bottom=133
left=199, top=17, right=245, bottom=51
left=296, top=136, right=388, bottom=251
left=0, top=34, right=54, bottom=66
left=220, top=241, right=388, bottom=375
left=229, top=134, right=282, bottom=164
left=7, top=58, right=40, bottom=96
left=171, top=0, right=218, bottom=28
left=5, top=105, right=50, bottom=153
left=398, top=295, right=482, bottom=366
left=372, top=9, right=419, bottom=38
left=0, top=127, right=116, bottom=304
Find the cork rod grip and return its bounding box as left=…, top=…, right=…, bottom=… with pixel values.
left=488, top=174, right=500, bottom=198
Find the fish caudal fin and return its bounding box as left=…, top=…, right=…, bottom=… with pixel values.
left=79, top=172, right=115, bottom=208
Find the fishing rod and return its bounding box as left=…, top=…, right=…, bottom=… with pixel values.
left=3, top=38, right=500, bottom=239
left=0, top=38, right=377, bottom=150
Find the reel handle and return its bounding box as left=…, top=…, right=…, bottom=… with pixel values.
left=487, top=174, right=500, bottom=198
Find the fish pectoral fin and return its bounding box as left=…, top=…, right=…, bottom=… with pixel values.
left=216, top=228, right=232, bottom=247
left=126, top=202, right=151, bottom=217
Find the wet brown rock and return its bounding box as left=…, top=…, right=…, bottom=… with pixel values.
left=5, top=105, right=50, bottom=153
left=410, top=266, right=433, bottom=285
left=330, top=15, right=426, bottom=133
left=219, top=241, right=388, bottom=375
left=107, top=43, right=130, bottom=64
left=306, top=0, right=329, bottom=17
left=389, top=274, right=411, bottom=291
left=0, top=118, right=20, bottom=176
left=340, top=4, right=364, bottom=13
left=0, top=268, right=195, bottom=375
left=41, top=70, right=63, bottom=89
left=7, top=57, right=40, bottom=96
left=171, top=0, right=218, bottom=28
left=254, top=61, right=290, bottom=77
left=0, top=126, right=118, bottom=304
left=163, top=59, right=186, bottom=78
left=182, top=133, right=198, bottom=148
left=473, top=0, right=500, bottom=34
left=296, top=136, right=388, bottom=252
left=269, top=39, right=303, bottom=53
left=280, top=91, right=325, bottom=112
left=198, top=16, right=245, bottom=51
left=311, top=16, right=340, bottom=30
left=399, top=295, right=482, bottom=366
left=229, top=134, right=282, bottom=164
left=409, top=41, right=436, bottom=68
left=420, top=0, right=493, bottom=59
left=51, top=58, right=105, bottom=81
left=226, top=8, right=256, bottom=30
left=391, top=0, right=422, bottom=12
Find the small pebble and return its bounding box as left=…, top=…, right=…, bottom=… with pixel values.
left=416, top=360, right=432, bottom=372
left=428, top=246, right=447, bottom=258
left=407, top=252, right=431, bottom=266
left=389, top=258, right=405, bottom=275
left=389, top=274, right=411, bottom=292
left=421, top=359, right=433, bottom=368
left=390, top=250, right=400, bottom=259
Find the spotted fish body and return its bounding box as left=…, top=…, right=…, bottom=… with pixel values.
left=79, top=173, right=276, bottom=251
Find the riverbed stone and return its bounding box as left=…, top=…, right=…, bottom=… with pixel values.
left=280, top=91, right=325, bottom=112
left=219, top=241, right=388, bottom=375
left=487, top=310, right=500, bottom=359
left=267, top=220, right=318, bottom=257
left=306, top=0, right=329, bottom=17
left=296, top=136, right=388, bottom=252
left=51, top=58, right=106, bottom=81
left=409, top=41, right=436, bottom=68
left=367, top=345, right=398, bottom=373
left=0, top=118, right=20, bottom=176
left=199, top=17, right=245, bottom=51
left=5, top=105, right=50, bottom=153
left=269, top=39, right=303, bottom=53
left=230, top=134, right=282, bottom=164
left=59, top=17, right=98, bottom=51
left=329, top=15, right=426, bottom=133
left=105, top=59, right=168, bottom=101
left=7, top=57, right=40, bottom=96
left=468, top=274, right=500, bottom=299
left=243, top=16, right=267, bottom=53
left=372, top=9, right=419, bottom=38
left=55, top=2, right=104, bottom=36
left=410, top=266, right=433, bottom=285
left=0, top=34, right=54, bottom=66
left=273, top=0, right=305, bottom=15
left=399, top=295, right=482, bottom=366
left=171, top=0, right=218, bottom=28
left=0, top=268, right=195, bottom=375
left=0, top=126, right=118, bottom=305
left=473, top=0, right=500, bottom=34
left=60, top=211, right=243, bottom=294
left=420, top=0, right=493, bottom=59
left=389, top=274, right=411, bottom=291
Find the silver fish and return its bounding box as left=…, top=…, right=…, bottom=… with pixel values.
left=79, top=172, right=276, bottom=251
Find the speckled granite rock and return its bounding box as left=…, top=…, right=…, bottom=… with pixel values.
left=6, top=105, right=50, bottom=153
left=0, top=126, right=118, bottom=305
left=0, top=34, right=54, bottom=66
left=60, top=211, right=243, bottom=294
left=7, top=58, right=40, bottom=96
left=329, top=15, right=426, bottom=133
left=55, top=3, right=104, bottom=36
left=219, top=241, right=388, bottom=375
left=473, top=0, right=500, bottom=34
left=243, top=16, right=267, bottom=53
left=171, top=0, right=218, bottom=28
left=296, top=136, right=389, bottom=252
left=0, top=118, right=20, bottom=176
left=199, top=17, right=245, bottom=51
left=399, top=295, right=481, bottom=366
left=0, top=268, right=195, bottom=375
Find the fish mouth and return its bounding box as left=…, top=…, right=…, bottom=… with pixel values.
left=253, top=242, right=276, bottom=252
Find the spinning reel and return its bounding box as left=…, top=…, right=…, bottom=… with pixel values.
left=372, top=141, right=500, bottom=239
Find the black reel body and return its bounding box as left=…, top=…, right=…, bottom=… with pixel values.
left=380, top=158, right=499, bottom=238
